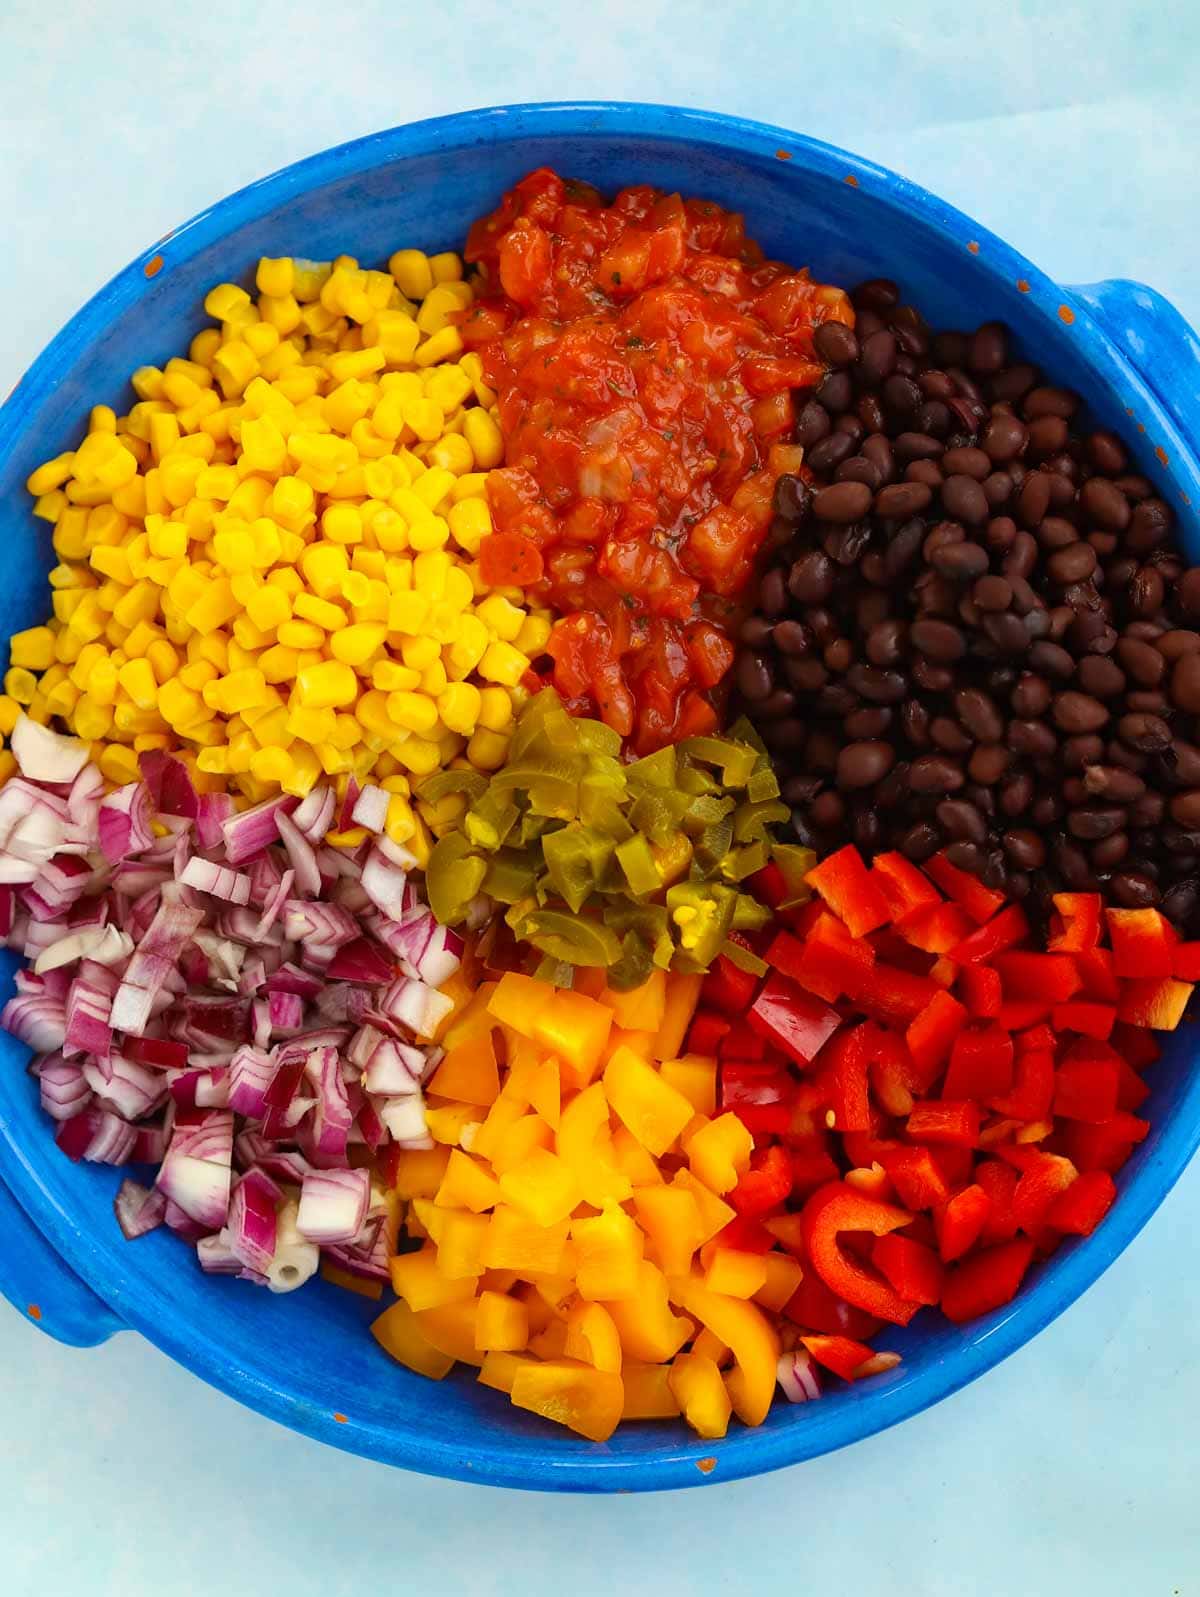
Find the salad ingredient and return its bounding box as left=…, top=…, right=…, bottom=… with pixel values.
left=0, top=725, right=459, bottom=1289
left=14, top=248, right=549, bottom=826
left=422, top=688, right=789, bottom=985
left=465, top=168, right=854, bottom=752
left=735, top=279, right=1200, bottom=932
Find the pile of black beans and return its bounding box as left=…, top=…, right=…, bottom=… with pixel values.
left=736, top=277, right=1200, bottom=931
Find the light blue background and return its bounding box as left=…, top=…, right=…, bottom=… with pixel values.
left=2, top=3, right=1199, bottom=1592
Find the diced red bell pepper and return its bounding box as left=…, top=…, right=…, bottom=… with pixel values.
left=748, top=973, right=842, bottom=1066
left=1016, top=1022, right=1055, bottom=1055
left=934, top=1183, right=992, bottom=1262
left=930, top=1144, right=975, bottom=1191
left=995, top=1000, right=1051, bottom=1030
left=728, top=1143, right=793, bottom=1217
left=783, top=1271, right=883, bottom=1340
left=846, top=962, right=940, bottom=1030
left=800, top=1181, right=920, bottom=1325
left=1047, top=892, right=1103, bottom=953
left=975, top=1159, right=1020, bottom=1243
left=870, top=929, right=940, bottom=976
left=906, top=1100, right=981, bottom=1148
left=718, top=1019, right=766, bottom=1060
left=764, top=928, right=808, bottom=982
left=943, top=1021, right=1014, bottom=1102
left=703, top=948, right=760, bottom=1014
left=871, top=852, right=941, bottom=920
left=688, top=1009, right=731, bottom=1056
left=905, top=990, right=968, bottom=1085
left=1105, top=906, right=1176, bottom=978
left=924, top=851, right=1006, bottom=925
left=957, top=962, right=1001, bottom=1018
left=897, top=901, right=973, bottom=955
left=1051, top=1000, right=1116, bottom=1040
left=799, top=1333, right=879, bottom=1382
left=1063, top=1111, right=1149, bottom=1173
left=868, top=1030, right=918, bottom=1117
left=1006, top=1151, right=1079, bottom=1232
left=714, top=1213, right=776, bottom=1254
left=1053, top=1051, right=1121, bottom=1124
left=1046, top=1169, right=1117, bottom=1236
left=989, top=1048, right=1055, bottom=1122
left=929, top=955, right=958, bottom=988
left=720, top=1060, right=795, bottom=1136
left=843, top=1128, right=901, bottom=1168
left=794, top=937, right=876, bottom=1003
left=992, top=952, right=1081, bottom=1004
left=789, top=1141, right=842, bottom=1195
left=879, top=1146, right=952, bottom=1211
left=941, top=1239, right=1035, bottom=1323
left=1114, top=1056, right=1151, bottom=1113
left=813, top=1023, right=872, bottom=1133
left=1109, top=1021, right=1160, bottom=1069
left=805, top=845, right=891, bottom=938
left=1074, top=946, right=1120, bottom=1002
left=1172, top=941, right=1200, bottom=980
left=1117, top=977, right=1193, bottom=1031
left=873, top=1232, right=944, bottom=1306
left=947, top=903, right=1030, bottom=965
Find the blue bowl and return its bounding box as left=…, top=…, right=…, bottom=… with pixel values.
left=2, top=102, right=1200, bottom=1494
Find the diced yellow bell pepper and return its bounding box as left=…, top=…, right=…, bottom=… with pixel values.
left=426, top=1029, right=501, bottom=1107
left=470, top=1080, right=528, bottom=1162
left=509, top=1359, right=624, bottom=1443
left=603, top=1260, right=694, bottom=1364
left=651, top=973, right=703, bottom=1061
left=527, top=1318, right=570, bottom=1360
left=632, top=1184, right=706, bottom=1277
left=482, top=1206, right=570, bottom=1276
left=603, top=1044, right=695, bottom=1157
left=478, top=1350, right=534, bottom=1395
left=416, top=1298, right=484, bottom=1366
left=506, top=1052, right=560, bottom=1130
left=488, top=1113, right=554, bottom=1176
left=424, top=1103, right=484, bottom=1146
left=498, top=1147, right=581, bottom=1228
left=659, top=1054, right=718, bottom=1116
left=704, top=1247, right=769, bottom=1299
left=371, top=1299, right=455, bottom=1380
left=434, top=1149, right=503, bottom=1213
left=487, top=971, right=556, bottom=1035
left=388, top=1245, right=477, bottom=1311
left=437, top=1209, right=489, bottom=1279
left=572, top=1203, right=644, bottom=1301
left=686, top=1112, right=754, bottom=1196
left=669, top=1352, right=732, bottom=1440
left=389, top=1144, right=451, bottom=1198
left=621, top=1362, right=682, bottom=1420
left=754, top=1252, right=805, bottom=1314
left=667, top=1274, right=781, bottom=1427
left=442, top=981, right=500, bottom=1049
left=474, top=1289, right=530, bottom=1353
left=533, top=989, right=614, bottom=1089
left=671, top=1169, right=737, bottom=1246
left=598, top=969, right=666, bottom=1033
left=563, top=1301, right=622, bottom=1374
left=610, top=1124, right=663, bottom=1188
left=555, top=1082, right=631, bottom=1208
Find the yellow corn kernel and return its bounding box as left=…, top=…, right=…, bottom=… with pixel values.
left=122, top=620, right=162, bottom=658
left=100, top=744, right=141, bottom=785
left=289, top=593, right=344, bottom=633
left=45, top=679, right=80, bottom=717
left=258, top=644, right=299, bottom=684
left=372, top=660, right=421, bottom=693
left=437, top=682, right=481, bottom=735
left=425, top=366, right=474, bottom=414
left=445, top=614, right=489, bottom=679
left=205, top=282, right=252, bottom=321
left=393, top=736, right=441, bottom=777
left=385, top=792, right=417, bottom=843
left=294, top=660, right=357, bottom=709
left=249, top=746, right=293, bottom=785
left=88, top=657, right=120, bottom=706
left=467, top=727, right=510, bottom=771
left=159, top=678, right=208, bottom=728
left=414, top=326, right=464, bottom=368
left=426, top=433, right=474, bottom=476
left=33, top=489, right=68, bottom=523
left=476, top=594, right=526, bottom=642
left=400, top=635, right=440, bottom=671
left=72, top=694, right=113, bottom=741
left=322, top=504, right=363, bottom=545
left=373, top=313, right=422, bottom=367
left=147, top=520, right=188, bottom=559
left=417, top=283, right=470, bottom=335
left=26, top=454, right=75, bottom=496
left=330, top=623, right=386, bottom=667
left=479, top=640, right=529, bottom=687
left=402, top=397, right=444, bottom=443
left=387, top=690, right=438, bottom=736
left=244, top=584, right=291, bottom=633
left=0, top=696, right=20, bottom=734
left=243, top=322, right=280, bottom=359
left=117, top=657, right=159, bottom=710
left=462, top=408, right=504, bottom=470
left=389, top=249, right=434, bottom=300
left=8, top=626, right=56, bottom=671
left=447, top=496, right=491, bottom=555
left=131, top=366, right=166, bottom=401
left=429, top=252, right=463, bottom=285
left=213, top=340, right=260, bottom=397
left=276, top=619, right=324, bottom=650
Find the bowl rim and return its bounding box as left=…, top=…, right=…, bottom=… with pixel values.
left=3, top=98, right=1200, bottom=1493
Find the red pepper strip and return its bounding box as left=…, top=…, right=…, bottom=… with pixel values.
left=1046, top=1170, right=1117, bottom=1235
left=714, top=1214, right=776, bottom=1254
left=1002, top=1151, right=1080, bottom=1232
left=784, top=1272, right=882, bottom=1340
left=842, top=1128, right=901, bottom=1168
left=790, top=1145, right=842, bottom=1196
left=1051, top=1000, right=1116, bottom=1040
left=871, top=851, right=941, bottom=919
left=989, top=1048, right=1055, bottom=1122
left=1047, top=892, right=1103, bottom=953
left=935, top=1183, right=992, bottom=1262
left=1063, top=1112, right=1149, bottom=1173
left=992, top=952, right=1082, bottom=1004
left=1109, top=1021, right=1160, bottom=1069
left=924, top=851, right=1006, bottom=925
left=728, top=1143, right=793, bottom=1217
left=873, top=1232, right=944, bottom=1306
left=947, top=902, right=1030, bottom=965
left=1015, top=1022, right=1055, bottom=1055
left=813, top=1023, right=872, bottom=1133
left=720, top=1060, right=795, bottom=1136
left=1105, top=906, right=1177, bottom=978
left=906, top=1100, right=980, bottom=1148
left=764, top=928, right=807, bottom=980
left=1074, top=947, right=1119, bottom=1002
left=975, top=1159, right=1020, bottom=1243
left=943, top=1021, right=1015, bottom=1102
left=793, top=938, right=875, bottom=1004
left=805, top=845, right=892, bottom=939
left=799, top=1333, right=879, bottom=1382
left=897, top=901, right=973, bottom=954
left=748, top=973, right=842, bottom=1066
left=905, top=990, right=968, bottom=1086
left=1053, top=1055, right=1120, bottom=1123
left=800, top=1181, right=920, bottom=1325
left=870, top=929, right=940, bottom=977
left=941, top=1239, right=1035, bottom=1323
left=1173, top=941, right=1200, bottom=979
left=844, top=962, right=941, bottom=1030
left=932, top=1145, right=975, bottom=1191
left=879, top=1146, right=951, bottom=1211
left=1117, top=976, right=1193, bottom=1030
left=957, top=962, right=1001, bottom=1018
left=688, top=1010, right=731, bottom=1056
left=703, top=949, right=760, bottom=1014
left=719, top=1020, right=766, bottom=1060
left=868, top=1031, right=917, bottom=1117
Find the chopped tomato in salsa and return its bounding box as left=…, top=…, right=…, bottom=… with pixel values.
left=463, top=168, right=853, bottom=752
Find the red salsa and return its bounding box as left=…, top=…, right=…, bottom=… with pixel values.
left=463, top=168, right=854, bottom=752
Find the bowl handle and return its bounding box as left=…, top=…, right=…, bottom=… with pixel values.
left=0, top=1171, right=123, bottom=1347
left=1066, top=278, right=1200, bottom=445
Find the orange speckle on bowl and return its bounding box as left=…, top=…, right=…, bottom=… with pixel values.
left=1058, top=304, right=1076, bottom=325
left=1181, top=491, right=1192, bottom=505
left=333, top=1412, right=348, bottom=1424
left=844, top=174, right=859, bottom=187
left=1155, top=446, right=1170, bottom=467
left=27, top=1303, right=42, bottom=1322
left=1138, top=422, right=1147, bottom=433
left=775, top=148, right=792, bottom=161
left=144, top=254, right=164, bottom=279
left=1016, top=279, right=1031, bottom=294
left=967, top=241, right=980, bottom=255
left=696, top=1456, right=717, bottom=1474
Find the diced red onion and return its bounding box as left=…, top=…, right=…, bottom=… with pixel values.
left=363, top=1037, right=427, bottom=1095
left=98, top=782, right=154, bottom=863
left=35, top=924, right=132, bottom=975
left=360, top=845, right=408, bottom=922
left=777, top=1350, right=822, bottom=1403
left=227, top=1044, right=277, bottom=1118
left=195, top=792, right=234, bottom=850
left=114, top=1179, right=167, bottom=1240
left=39, top=1055, right=93, bottom=1121
left=138, top=750, right=199, bottom=819
left=196, top=1231, right=242, bottom=1273
left=293, top=784, right=337, bottom=844
left=268, top=990, right=304, bottom=1032
left=2, top=988, right=67, bottom=1051
left=11, top=715, right=90, bottom=783
left=227, top=1168, right=281, bottom=1274
left=179, top=857, right=253, bottom=905
left=156, top=1110, right=233, bottom=1229
left=132, top=1122, right=168, bottom=1165
left=351, top=785, right=390, bottom=834
left=275, top=810, right=321, bottom=897
left=222, top=792, right=296, bottom=865
left=326, top=935, right=393, bottom=984
left=379, top=1092, right=431, bottom=1150
left=84, top=1054, right=167, bottom=1120
left=379, top=976, right=454, bottom=1041
left=111, top=886, right=205, bottom=1036
left=252, top=866, right=294, bottom=942
left=296, top=1166, right=370, bottom=1244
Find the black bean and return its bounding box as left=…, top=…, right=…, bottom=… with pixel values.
left=847, top=663, right=908, bottom=703
left=1117, top=636, right=1166, bottom=686
left=1080, top=476, right=1131, bottom=532
left=773, top=473, right=812, bottom=524
left=914, top=401, right=952, bottom=438
left=852, top=278, right=899, bottom=312
left=1076, top=656, right=1125, bottom=698
left=1047, top=542, right=1099, bottom=584
left=942, top=474, right=989, bottom=523
left=969, top=744, right=1011, bottom=783
left=807, top=432, right=856, bottom=473
left=929, top=716, right=973, bottom=754
left=910, top=618, right=966, bottom=661
left=1171, top=654, right=1200, bottom=713
left=1091, top=832, right=1130, bottom=869
left=1171, top=791, right=1200, bottom=828
left=836, top=455, right=884, bottom=491
left=736, top=652, right=773, bottom=701
left=954, top=687, right=1005, bottom=742
left=795, top=401, right=831, bottom=449
left=982, top=611, right=1030, bottom=654
left=983, top=471, right=1015, bottom=507
left=814, top=321, right=859, bottom=366
left=1082, top=764, right=1145, bottom=803
left=913, top=658, right=955, bottom=694
left=1009, top=720, right=1057, bottom=757
left=937, top=799, right=988, bottom=843
left=974, top=576, right=1013, bottom=612
left=1068, top=806, right=1126, bottom=840
left=932, top=540, right=990, bottom=582
left=809, top=790, right=846, bottom=829
left=1017, top=471, right=1052, bottom=529
left=845, top=707, right=892, bottom=738
left=894, top=432, right=944, bottom=462
left=875, top=481, right=932, bottom=518
left=1119, top=713, right=1172, bottom=752
left=1003, top=828, right=1045, bottom=868
left=1053, top=691, right=1109, bottom=733
left=981, top=412, right=1028, bottom=463
left=788, top=551, right=835, bottom=604
left=816, top=370, right=853, bottom=412
left=813, top=481, right=873, bottom=523
left=1024, top=386, right=1079, bottom=419
left=941, top=447, right=992, bottom=481
left=836, top=740, right=895, bottom=788
left=1087, top=429, right=1128, bottom=474
left=909, top=755, right=966, bottom=793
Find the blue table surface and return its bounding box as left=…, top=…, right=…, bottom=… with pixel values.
left=2, top=3, right=1199, bottom=1592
